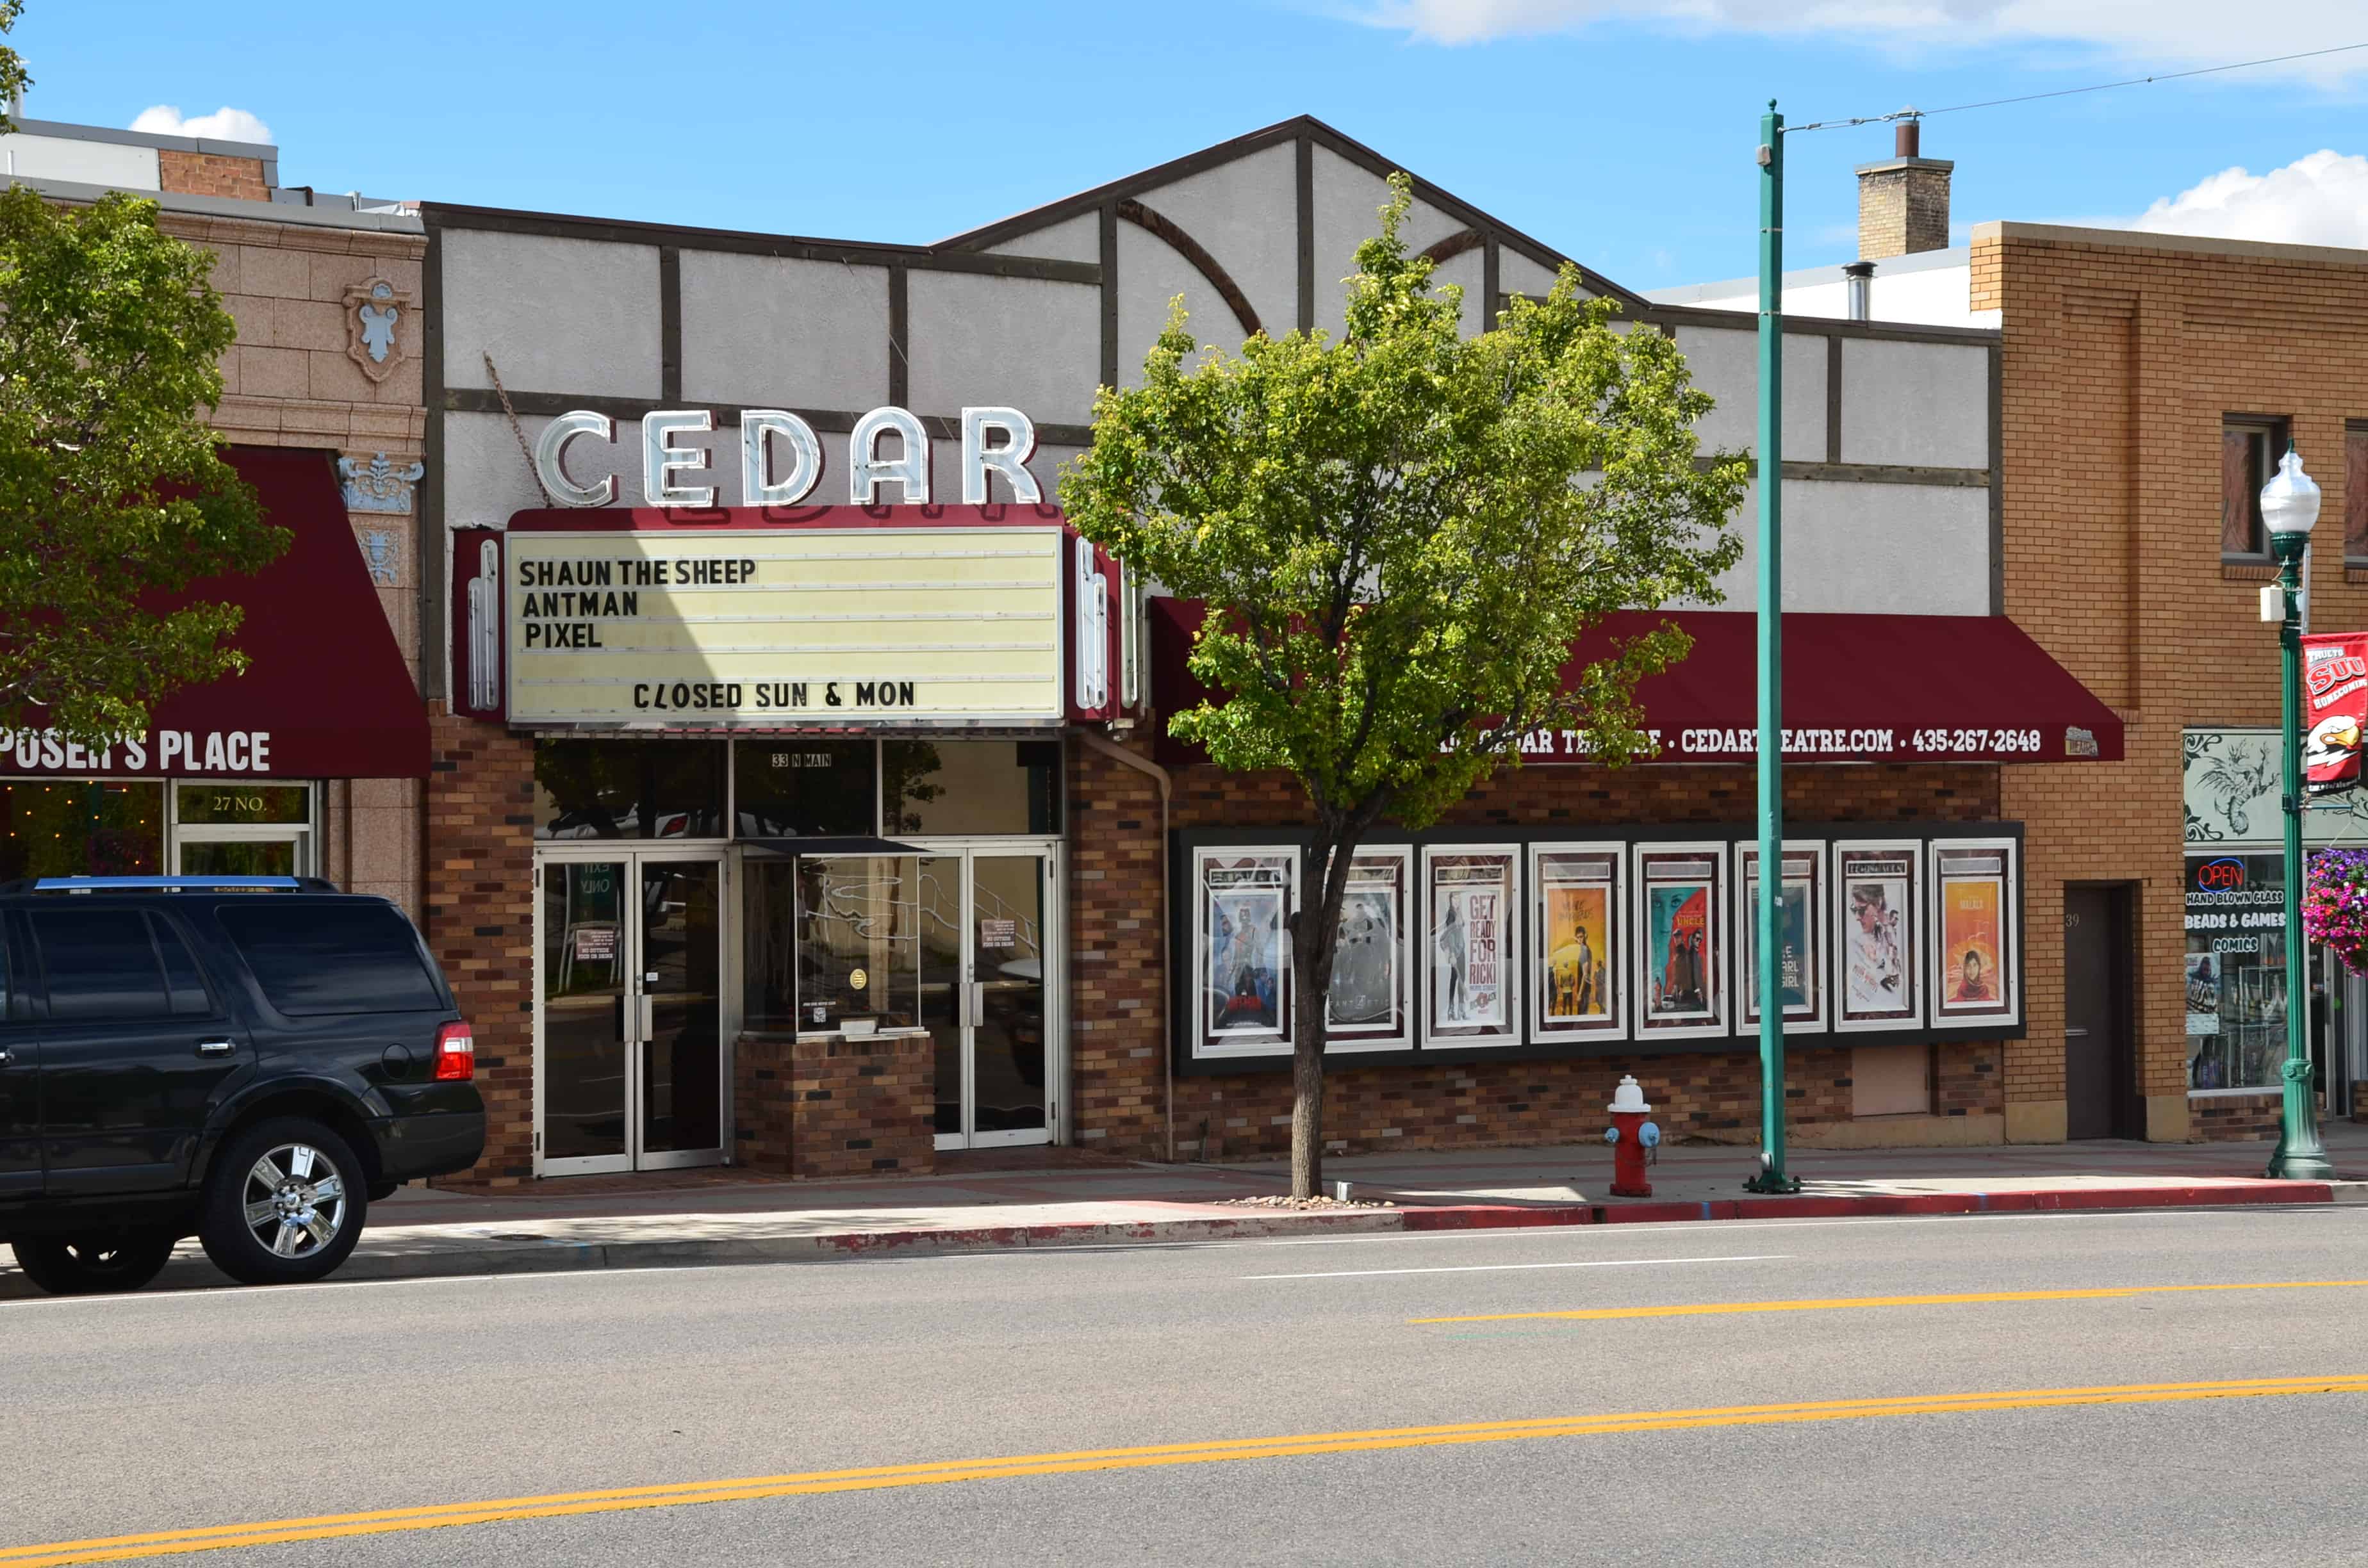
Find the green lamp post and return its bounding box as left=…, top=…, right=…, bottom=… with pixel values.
left=2262, top=445, right=2335, bottom=1180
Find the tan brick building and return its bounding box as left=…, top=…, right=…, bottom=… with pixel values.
left=1975, top=222, right=2368, bottom=1144
left=0, top=118, right=427, bottom=910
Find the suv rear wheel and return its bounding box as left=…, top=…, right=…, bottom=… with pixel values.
left=10, top=1229, right=179, bottom=1295
left=199, top=1118, right=369, bottom=1286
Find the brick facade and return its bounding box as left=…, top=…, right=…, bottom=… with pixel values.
left=157, top=149, right=269, bottom=202
left=1974, top=224, right=2368, bottom=1143
left=1067, top=737, right=2011, bottom=1162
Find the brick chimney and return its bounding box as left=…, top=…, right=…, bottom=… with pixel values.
left=1855, top=115, right=1952, bottom=259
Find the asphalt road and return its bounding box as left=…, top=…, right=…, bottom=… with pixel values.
left=6, top=1205, right=2368, bottom=1565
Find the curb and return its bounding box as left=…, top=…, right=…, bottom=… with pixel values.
left=310, top=1180, right=2344, bottom=1286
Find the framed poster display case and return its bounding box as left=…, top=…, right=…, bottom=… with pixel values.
left=1734, top=841, right=1827, bottom=1034
left=1834, top=841, right=1921, bottom=1032
left=1422, top=844, right=1522, bottom=1047
left=1531, top=844, right=1625, bottom=1043
left=1634, top=842, right=1726, bottom=1041
left=1325, top=845, right=1414, bottom=1052
left=1929, top=838, right=2020, bottom=1029
left=1190, top=846, right=1297, bottom=1060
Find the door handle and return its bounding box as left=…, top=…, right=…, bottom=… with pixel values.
left=196, top=1040, right=235, bottom=1058
left=2064, top=1027, right=2091, bottom=1038
left=0, top=1044, right=12, bottom=1065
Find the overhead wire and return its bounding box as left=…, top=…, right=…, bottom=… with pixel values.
left=1782, top=38, right=2368, bottom=135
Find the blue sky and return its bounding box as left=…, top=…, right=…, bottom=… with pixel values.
left=19, top=1, right=2368, bottom=290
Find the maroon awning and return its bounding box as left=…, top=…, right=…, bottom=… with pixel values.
left=1149, top=602, right=2122, bottom=766
left=0, top=446, right=429, bottom=780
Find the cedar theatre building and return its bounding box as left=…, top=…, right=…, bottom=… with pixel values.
left=418, top=117, right=2121, bottom=1185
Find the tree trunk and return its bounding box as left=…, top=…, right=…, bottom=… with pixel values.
left=1289, top=951, right=1326, bottom=1200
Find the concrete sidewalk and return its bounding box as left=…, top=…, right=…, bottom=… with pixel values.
left=2, top=1123, right=2353, bottom=1298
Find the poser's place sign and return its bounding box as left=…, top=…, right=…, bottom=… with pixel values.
left=507, top=527, right=1068, bottom=727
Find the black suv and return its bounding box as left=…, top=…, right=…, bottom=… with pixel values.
left=0, top=876, right=484, bottom=1294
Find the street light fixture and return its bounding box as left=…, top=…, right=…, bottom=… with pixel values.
left=2262, top=445, right=2334, bottom=1180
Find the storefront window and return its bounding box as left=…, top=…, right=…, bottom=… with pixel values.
left=534, top=740, right=725, bottom=840
left=885, top=740, right=1060, bottom=835
left=734, top=742, right=875, bottom=837
left=0, top=781, right=162, bottom=881
left=2185, top=852, right=2289, bottom=1091
left=743, top=854, right=920, bottom=1033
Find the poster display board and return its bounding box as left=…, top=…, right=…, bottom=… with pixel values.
left=1930, top=838, right=2019, bottom=1028
left=2302, top=632, right=2368, bottom=796
left=1834, top=842, right=1921, bottom=1032
left=1635, top=844, right=1726, bottom=1041
left=1531, top=845, right=1624, bottom=1042
left=1327, top=847, right=1413, bottom=1052
left=1193, top=847, right=1295, bottom=1059
left=1422, top=846, right=1520, bottom=1047
left=1736, top=842, right=1825, bottom=1033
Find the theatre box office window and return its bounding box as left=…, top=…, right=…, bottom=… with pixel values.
left=1170, top=824, right=2025, bottom=1072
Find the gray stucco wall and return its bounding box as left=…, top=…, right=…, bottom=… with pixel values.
left=1677, top=325, right=1830, bottom=464
left=1311, top=143, right=1463, bottom=340
left=907, top=272, right=1099, bottom=426
left=679, top=252, right=891, bottom=409
left=1137, top=140, right=1298, bottom=339
left=440, top=229, right=661, bottom=396
left=982, top=210, right=1098, bottom=263
left=1839, top=338, right=1990, bottom=469
left=1705, top=479, right=1991, bottom=615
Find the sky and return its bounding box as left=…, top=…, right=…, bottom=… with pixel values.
left=18, top=1, right=2368, bottom=291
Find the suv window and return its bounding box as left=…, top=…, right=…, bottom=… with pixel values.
left=34, top=908, right=172, bottom=1022
left=218, top=902, right=444, bottom=1015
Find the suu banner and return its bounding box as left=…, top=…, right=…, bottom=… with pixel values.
left=2303, top=632, right=2368, bottom=796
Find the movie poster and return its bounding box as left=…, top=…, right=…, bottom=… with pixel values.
left=1836, top=843, right=1919, bottom=1031
left=1533, top=845, right=1622, bottom=1040
left=1738, top=844, right=1824, bottom=1031
left=1196, top=849, right=1294, bottom=1058
left=1328, top=848, right=1410, bottom=1050
left=1932, top=840, right=2016, bottom=1024
left=1425, top=848, right=1518, bottom=1045
left=1636, top=845, right=1724, bottom=1039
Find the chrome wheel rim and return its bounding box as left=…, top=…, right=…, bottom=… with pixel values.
left=240, top=1143, right=347, bottom=1259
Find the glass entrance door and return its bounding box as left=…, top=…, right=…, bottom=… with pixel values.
left=538, top=851, right=725, bottom=1175
left=930, top=849, right=1055, bottom=1150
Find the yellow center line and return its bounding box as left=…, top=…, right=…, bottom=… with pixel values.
left=7, top=1376, right=2368, bottom=1566
left=1410, top=1278, right=2368, bottom=1325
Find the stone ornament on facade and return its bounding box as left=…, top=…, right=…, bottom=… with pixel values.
left=358, top=528, right=403, bottom=587
left=338, top=452, right=425, bottom=514
left=343, top=275, right=413, bottom=382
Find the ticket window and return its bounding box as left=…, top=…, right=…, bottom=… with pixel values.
left=172, top=783, right=315, bottom=878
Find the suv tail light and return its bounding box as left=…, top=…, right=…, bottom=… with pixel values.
left=432, top=1020, right=475, bottom=1082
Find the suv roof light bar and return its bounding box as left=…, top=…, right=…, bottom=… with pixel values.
left=9, top=876, right=342, bottom=894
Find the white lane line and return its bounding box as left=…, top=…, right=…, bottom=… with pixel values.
left=1240, top=1253, right=1791, bottom=1281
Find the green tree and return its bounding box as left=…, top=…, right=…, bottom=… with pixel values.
left=0, top=180, right=282, bottom=747
left=1060, top=175, right=1747, bottom=1198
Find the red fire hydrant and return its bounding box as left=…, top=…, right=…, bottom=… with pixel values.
left=1604, top=1075, right=1659, bottom=1198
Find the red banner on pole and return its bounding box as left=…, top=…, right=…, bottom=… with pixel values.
left=2303, top=632, right=2368, bottom=795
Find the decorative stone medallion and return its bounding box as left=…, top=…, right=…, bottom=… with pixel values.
left=338, top=451, right=424, bottom=514
left=343, top=275, right=413, bottom=382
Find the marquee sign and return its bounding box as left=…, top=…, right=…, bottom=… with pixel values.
left=458, top=507, right=1119, bottom=730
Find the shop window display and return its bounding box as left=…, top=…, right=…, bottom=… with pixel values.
left=0, top=781, right=161, bottom=881
left=2184, top=851, right=2289, bottom=1091
left=743, top=854, right=921, bottom=1034
left=885, top=740, right=1060, bottom=836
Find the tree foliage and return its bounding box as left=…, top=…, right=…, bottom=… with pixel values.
left=1060, top=174, right=1747, bottom=1195
left=0, top=181, right=283, bottom=744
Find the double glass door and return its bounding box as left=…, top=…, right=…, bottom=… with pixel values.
left=538, top=852, right=724, bottom=1175
left=921, top=849, right=1055, bottom=1149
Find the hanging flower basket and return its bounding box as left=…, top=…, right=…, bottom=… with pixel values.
left=2302, top=848, right=2368, bottom=975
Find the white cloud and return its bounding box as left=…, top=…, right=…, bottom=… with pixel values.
left=1348, top=1, right=2368, bottom=80
left=129, top=105, right=274, bottom=145
left=2114, top=150, right=2368, bottom=248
